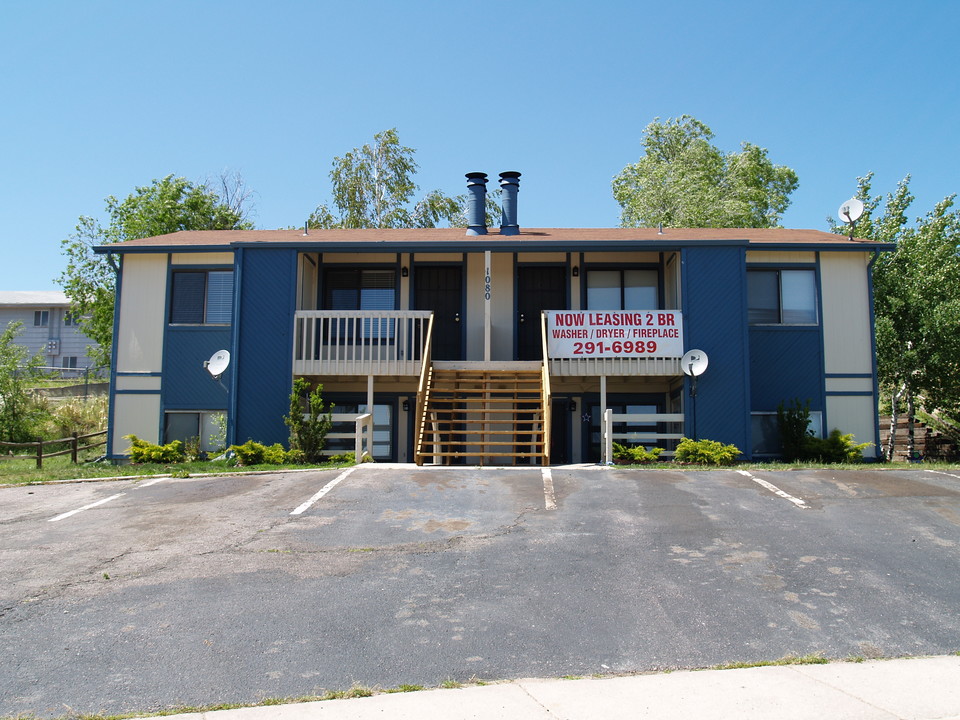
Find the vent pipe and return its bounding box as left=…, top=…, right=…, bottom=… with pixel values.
left=499, top=171, right=521, bottom=236
left=465, top=172, right=488, bottom=236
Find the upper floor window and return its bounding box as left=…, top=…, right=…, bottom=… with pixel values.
left=169, top=270, right=234, bottom=324
left=34, top=310, right=49, bottom=327
left=324, top=269, right=396, bottom=310
left=64, top=312, right=78, bottom=327
left=587, top=269, right=659, bottom=310
left=747, top=269, right=817, bottom=325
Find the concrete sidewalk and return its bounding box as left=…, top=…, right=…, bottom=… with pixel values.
left=163, top=655, right=960, bottom=720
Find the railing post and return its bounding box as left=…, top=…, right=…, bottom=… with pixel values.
left=36, top=438, right=43, bottom=469
left=71, top=432, right=79, bottom=463
left=602, top=409, right=613, bottom=465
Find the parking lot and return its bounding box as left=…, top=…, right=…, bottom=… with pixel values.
left=2, top=465, right=960, bottom=718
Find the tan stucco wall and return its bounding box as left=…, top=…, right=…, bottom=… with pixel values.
left=170, top=252, right=233, bottom=265
left=116, top=254, right=167, bottom=373
left=821, top=253, right=874, bottom=375
left=112, top=394, right=162, bottom=452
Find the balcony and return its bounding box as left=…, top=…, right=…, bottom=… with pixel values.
left=293, top=310, right=433, bottom=376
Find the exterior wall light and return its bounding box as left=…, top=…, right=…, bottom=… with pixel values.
left=571, top=266, right=579, bottom=278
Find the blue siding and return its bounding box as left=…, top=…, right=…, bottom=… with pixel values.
left=682, top=247, right=751, bottom=454
left=232, top=248, right=297, bottom=446
left=162, top=327, right=233, bottom=409
left=749, top=327, right=822, bottom=412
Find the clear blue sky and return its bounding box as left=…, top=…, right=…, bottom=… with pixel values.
left=2, top=0, right=957, bottom=291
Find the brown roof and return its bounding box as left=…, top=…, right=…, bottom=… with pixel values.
left=100, top=226, right=888, bottom=251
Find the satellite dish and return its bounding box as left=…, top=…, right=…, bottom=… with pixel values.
left=681, top=349, right=708, bottom=377
left=839, top=197, right=864, bottom=223
left=204, top=350, right=230, bottom=379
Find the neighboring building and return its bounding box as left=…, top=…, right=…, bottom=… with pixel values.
left=0, top=291, right=99, bottom=373
left=97, top=172, right=892, bottom=463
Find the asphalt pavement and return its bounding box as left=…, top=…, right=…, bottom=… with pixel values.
left=2, top=465, right=960, bottom=718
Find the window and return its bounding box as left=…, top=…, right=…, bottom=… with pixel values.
left=751, top=411, right=822, bottom=455
left=169, top=270, right=234, bottom=324
left=748, top=269, right=817, bottom=324
left=34, top=310, right=49, bottom=327
left=61, top=356, right=78, bottom=369
left=64, top=312, right=78, bottom=327
left=587, top=269, right=658, bottom=310
left=324, top=269, right=397, bottom=340
left=324, top=269, right=396, bottom=310
left=164, top=411, right=226, bottom=453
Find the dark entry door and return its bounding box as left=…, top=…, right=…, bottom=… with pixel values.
left=414, top=265, right=463, bottom=361
left=517, top=266, right=567, bottom=360
left=551, top=397, right=572, bottom=464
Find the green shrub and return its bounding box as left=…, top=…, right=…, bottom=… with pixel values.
left=776, top=399, right=870, bottom=462
left=124, top=434, right=185, bottom=463
left=328, top=451, right=363, bottom=464
left=183, top=435, right=205, bottom=462
left=802, top=429, right=871, bottom=463
left=285, top=379, right=333, bottom=463
left=229, top=439, right=287, bottom=466
left=284, top=448, right=307, bottom=465
left=674, top=437, right=741, bottom=466
left=777, top=398, right=812, bottom=462
left=612, top=442, right=664, bottom=463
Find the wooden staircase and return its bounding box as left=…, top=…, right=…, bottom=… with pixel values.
left=414, top=362, right=550, bottom=466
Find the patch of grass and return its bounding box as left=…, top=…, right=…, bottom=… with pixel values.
left=347, top=547, right=377, bottom=553
left=385, top=684, right=424, bottom=693
left=713, top=652, right=829, bottom=670
left=0, top=455, right=353, bottom=487
left=439, top=679, right=462, bottom=689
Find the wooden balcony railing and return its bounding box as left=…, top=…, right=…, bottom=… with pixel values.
left=293, top=310, right=433, bottom=376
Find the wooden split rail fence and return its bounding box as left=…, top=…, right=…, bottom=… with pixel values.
left=0, top=430, right=107, bottom=469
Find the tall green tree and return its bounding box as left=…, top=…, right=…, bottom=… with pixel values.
left=308, top=128, right=497, bottom=229
left=57, top=174, right=255, bottom=367
left=832, top=173, right=960, bottom=459
left=612, top=116, right=799, bottom=228
left=0, top=322, right=44, bottom=442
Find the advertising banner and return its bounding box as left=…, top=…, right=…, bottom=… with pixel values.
left=544, top=310, right=683, bottom=359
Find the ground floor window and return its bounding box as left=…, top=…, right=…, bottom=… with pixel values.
left=326, top=402, right=393, bottom=461
left=164, top=411, right=227, bottom=453
left=61, top=356, right=78, bottom=369
left=751, top=410, right=822, bottom=456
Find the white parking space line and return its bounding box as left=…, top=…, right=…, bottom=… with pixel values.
left=542, top=468, right=557, bottom=510
left=137, top=477, right=168, bottom=488
left=736, top=470, right=808, bottom=509
left=291, top=467, right=358, bottom=515
left=926, top=469, right=960, bottom=481
left=49, top=493, right=126, bottom=522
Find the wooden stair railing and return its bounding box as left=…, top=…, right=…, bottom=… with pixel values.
left=414, top=365, right=548, bottom=466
